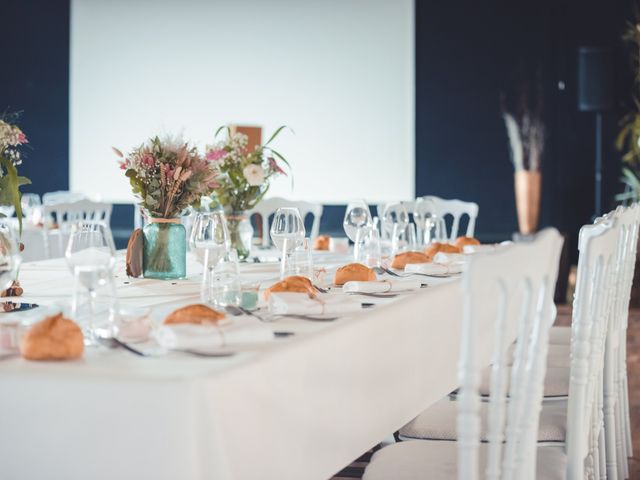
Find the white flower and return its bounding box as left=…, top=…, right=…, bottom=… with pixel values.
left=243, top=164, right=265, bottom=186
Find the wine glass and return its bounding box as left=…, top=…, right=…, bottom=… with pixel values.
left=190, top=211, right=230, bottom=266
left=0, top=223, right=21, bottom=292
left=381, top=202, right=409, bottom=254
left=270, top=207, right=305, bottom=253
left=65, top=221, right=116, bottom=345
left=21, top=193, right=42, bottom=225
left=281, top=237, right=313, bottom=279
left=343, top=200, right=372, bottom=243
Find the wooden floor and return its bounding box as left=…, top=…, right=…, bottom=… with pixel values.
left=330, top=305, right=640, bottom=479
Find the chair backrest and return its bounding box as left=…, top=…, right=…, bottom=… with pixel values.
left=564, top=217, right=622, bottom=480
left=41, top=200, right=113, bottom=259
left=42, top=191, right=86, bottom=205
left=422, top=195, right=479, bottom=241
left=457, top=228, right=563, bottom=480
left=248, top=197, right=323, bottom=247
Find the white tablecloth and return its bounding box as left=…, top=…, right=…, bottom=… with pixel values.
left=0, top=253, right=502, bottom=480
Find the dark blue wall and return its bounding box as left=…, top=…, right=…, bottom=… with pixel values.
left=2, top=0, right=69, bottom=196
left=2, top=0, right=634, bottom=256
left=415, top=0, right=632, bottom=253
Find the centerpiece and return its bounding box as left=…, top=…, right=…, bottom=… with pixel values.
left=114, top=136, right=219, bottom=279
left=0, top=113, right=31, bottom=230
left=0, top=112, right=31, bottom=297
left=501, top=71, right=545, bottom=235
left=204, top=126, right=290, bottom=260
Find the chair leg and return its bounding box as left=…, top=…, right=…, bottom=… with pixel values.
left=604, top=347, right=619, bottom=480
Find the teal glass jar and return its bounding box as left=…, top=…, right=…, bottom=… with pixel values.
left=143, top=219, right=186, bottom=279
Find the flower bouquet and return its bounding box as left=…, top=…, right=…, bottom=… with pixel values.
left=114, top=136, right=219, bottom=279
left=0, top=113, right=31, bottom=231
left=205, top=126, right=290, bottom=259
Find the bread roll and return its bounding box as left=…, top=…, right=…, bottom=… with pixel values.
left=313, top=235, right=330, bottom=251
left=424, top=242, right=462, bottom=259
left=454, top=236, right=480, bottom=248
left=391, top=251, right=432, bottom=269
left=164, top=304, right=226, bottom=325
left=334, top=263, right=376, bottom=285
left=20, top=313, right=84, bottom=361
left=264, top=275, right=316, bottom=300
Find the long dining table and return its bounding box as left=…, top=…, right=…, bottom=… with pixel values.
left=0, top=250, right=504, bottom=480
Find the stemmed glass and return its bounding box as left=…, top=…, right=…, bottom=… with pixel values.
left=381, top=202, right=409, bottom=254
left=271, top=208, right=305, bottom=277
left=190, top=211, right=232, bottom=304
left=0, top=223, right=21, bottom=292
left=65, top=221, right=116, bottom=345
left=21, top=193, right=42, bottom=225
left=343, top=200, right=372, bottom=261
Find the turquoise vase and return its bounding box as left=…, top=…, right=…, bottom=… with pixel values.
left=143, top=220, right=186, bottom=279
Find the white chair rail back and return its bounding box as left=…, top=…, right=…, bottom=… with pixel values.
left=422, top=195, right=479, bottom=241
left=604, top=204, right=640, bottom=480
left=457, top=228, right=563, bottom=480
left=248, top=197, right=323, bottom=247
left=42, top=190, right=86, bottom=205
left=42, top=199, right=113, bottom=259
left=565, top=218, right=621, bottom=480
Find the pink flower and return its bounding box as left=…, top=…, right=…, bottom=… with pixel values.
left=206, top=149, right=226, bottom=161
left=142, top=155, right=155, bottom=167
left=118, top=161, right=127, bottom=170
left=268, top=157, right=286, bottom=175
left=17, top=133, right=28, bottom=144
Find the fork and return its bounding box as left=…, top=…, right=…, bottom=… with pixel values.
left=174, top=349, right=235, bottom=358
left=374, top=266, right=453, bottom=279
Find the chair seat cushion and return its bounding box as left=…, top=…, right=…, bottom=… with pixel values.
left=363, top=440, right=566, bottom=480
left=479, top=365, right=569, bottom=398
left=399, top=398, right=567, bottom=443
left=549, top=325, right=571, bottom=344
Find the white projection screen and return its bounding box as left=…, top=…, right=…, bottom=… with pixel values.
left=70, top=0, right=414, bottom=204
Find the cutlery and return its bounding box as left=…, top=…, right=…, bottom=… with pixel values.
left=239, top=306, right=271, bottom=322
left=274, top=331, right=295, bottom=337
left=272, top=314, right=339, bottom=321
left=175, top=349, right=235, bottom=358
left=374, top=266, right=454, bottom=279
left=348, top=291, right=399, bottom=298
left=97, top=336, right=147, bottom=357
left=313, top=284, right=328, bottom=294
left=224, top=305, right=244, bottom=316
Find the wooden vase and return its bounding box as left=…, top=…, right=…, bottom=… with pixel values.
left=514, top=170, right=541, bottom=235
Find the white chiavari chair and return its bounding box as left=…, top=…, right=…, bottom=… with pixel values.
left=248, top=197, right=323, bottom=247
left=42, top=190, right=86, bottom=205
left=41, top=199, right=113, bottom=259
left=363, top=228, right=564, bottom=480
left=420, top=196, right=479, bottom=241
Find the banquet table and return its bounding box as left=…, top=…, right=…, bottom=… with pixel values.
left=0, top=251, right=503, bottom=480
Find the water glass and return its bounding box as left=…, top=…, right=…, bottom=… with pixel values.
left=280, top=237, right=313, bottom=279
left=270, top=207, right=305, bottom=252
left=190, top=211, right=230, bottom=266
left=202, top=249, right=241, bottom=307
left=355, top=227, right=382, bottom=267
left=424, top=215, right=447, bottom=245
left=381, top=203, right=409, bottom=255
left=65, top=221, right=117, bottom=344
left=343, top=200, right=372, bottom=246
left=405, top=223, right=418, bottom=251
left=0, top=223, right=21, bottom=292
left=21, top=193, right=42, bottom=225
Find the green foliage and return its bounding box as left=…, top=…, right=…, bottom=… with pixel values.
left=0, top=155, right=30, bottom=233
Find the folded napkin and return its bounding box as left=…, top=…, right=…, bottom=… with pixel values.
left=405, top=261, right=464, bottom=275
left=268, top=292, right=362, bottom=315
left=432, top=252, right=466, bottom=264
left=155, top=320, right=274, bottom=350
left=462, top=244, right=498, bottom=254
left=342, top=279, right=422, bottom=293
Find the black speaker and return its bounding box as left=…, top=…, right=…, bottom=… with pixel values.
left=578, top=47, right=613, bottom=112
